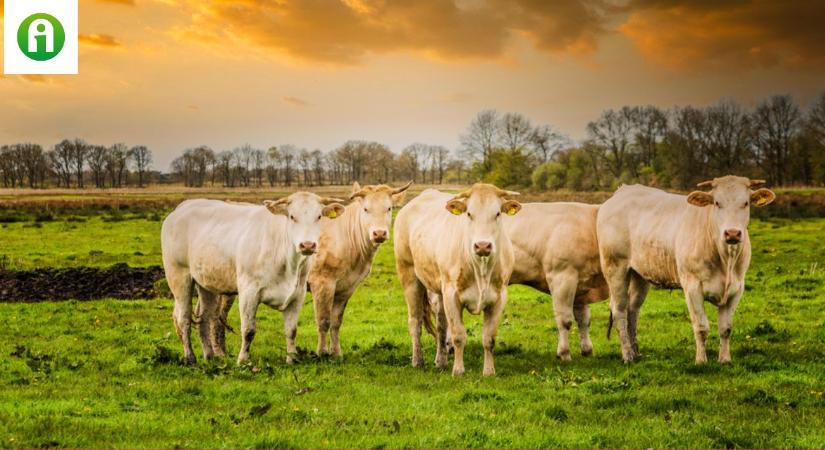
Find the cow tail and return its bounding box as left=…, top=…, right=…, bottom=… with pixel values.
left=606, top=309, right=613, bottom=340
left=422, top=294, right=436, bottom=337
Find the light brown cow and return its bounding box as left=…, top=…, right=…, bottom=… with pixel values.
left=309, top=181, right=411, bottom=356
left=596, top=176, right=775, bottom=363
left=394, top=184, right=522, bottom=376
left=504, top=202, right=608, bottom=361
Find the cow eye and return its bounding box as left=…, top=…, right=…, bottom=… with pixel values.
left=496, top=211, right=501, bottom=218
left=714, top=201, right=721, bottom=208
left=317, top=215, right=322, bottom=220
left=467, top=212, right=472, bottom=220
left=364, top=208, right=369, bottom=213
left=387, top=207, right=392, bottom=212
left=743, top=201, right=749, bottom=208
left=289, top=215, right=295, bottom=221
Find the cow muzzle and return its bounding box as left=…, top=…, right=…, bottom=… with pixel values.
left=473, top=241, right=493, bottom=257
left=724, top=228, right=742, bottom=245
left=371, top=229, right=388, bottom=244
left=298, top=241, right=317, bottom=255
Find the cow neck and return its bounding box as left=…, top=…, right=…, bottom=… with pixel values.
left=701, top=206, right=745, bottom=304
left=344, top=202, right=377, bottom=262
left=273, top=215, right=310, bottom=275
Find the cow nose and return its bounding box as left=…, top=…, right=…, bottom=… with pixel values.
left=724, top=229, right=742, bottom=244
left=473, top=241, right=493, bottom=256
left=299, top=241, right=317, bottom=254
left=372, top=230, right=388, bottom=243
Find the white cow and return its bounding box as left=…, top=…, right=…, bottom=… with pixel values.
left=394, top=184, right=522, bottom=376
left=161, top=193, right=344, bottom=365
left=504, top=202, right=608, bottom=361
left=596, top=176, right=775, bottom=363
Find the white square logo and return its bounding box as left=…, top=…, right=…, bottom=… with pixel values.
left=4, top=0, right=78, bottom=74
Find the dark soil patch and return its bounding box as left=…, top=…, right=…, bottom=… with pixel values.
left=0, top=263, right=164, bottom=302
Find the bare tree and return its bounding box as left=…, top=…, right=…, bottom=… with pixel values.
left=64, top=139, right=88, bottom=188
left=106, top=143, right=129, bottom=188
left=633, top=106, right=668, bottom=167
left=753, top=95, right=801, bottom=185
left=587, top=107, right=639, bottom=178
left=311, top=149, right=324, bottom=186
left=128, top=145, right=152, bottom=187
left=499, top=112, right=533, bottom=151
left=50, top=140, right=74, bottom=187
left=460, top=109, right=499, bottom=173
left=87, top=145, right=108, bottom=188
left=530, top=124, right=567, bottom=164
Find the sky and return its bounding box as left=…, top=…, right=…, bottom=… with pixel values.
left=1, top=0, right=824, bottom=170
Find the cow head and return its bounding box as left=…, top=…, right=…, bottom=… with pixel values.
left=445, top=183, right=521, bottom=258
left=687, top=176, right=775, bottom=247
left=350, top=180, right=412, bottom=245
left=264, top=192, right=345, bottom=255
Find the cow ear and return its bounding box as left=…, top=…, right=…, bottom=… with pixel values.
left=445, top=199, right=467, bottom=215
left=501, top=200, right=522, bottom=216
left=322, top=203, right=345, bottom=219
left=750, top=188, right=776, bottom=207
left=264, top=199, right=288, bottom=215
left=687, top=191, right=714, bottom=207
left=392, top=191, right=407, bottom=205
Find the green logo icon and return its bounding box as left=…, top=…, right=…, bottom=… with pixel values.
left=17, top=13, right=66, bottom=61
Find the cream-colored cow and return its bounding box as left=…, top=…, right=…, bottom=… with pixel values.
left=597, top=176, right=775, bottom=363
left=394, top=184, right=522, bottom=376
left=161, top=193, right=344, bottom=365
left=504, top=202, right=608, bottom=361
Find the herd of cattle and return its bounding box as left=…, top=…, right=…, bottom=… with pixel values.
left=160, top=175, right=776, bottom=376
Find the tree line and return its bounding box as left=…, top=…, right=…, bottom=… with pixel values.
left=2, top=92, right=824, bottom=190
left=0, top=139, right=153, bottom=189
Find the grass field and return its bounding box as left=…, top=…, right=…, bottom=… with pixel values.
left=1, top=203, right=824, bottom=447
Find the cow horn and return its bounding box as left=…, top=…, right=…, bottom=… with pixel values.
left=391, top=180, right=413, bottom=195
left=696, top=180, right=715, bottom=189
left=749, top=179, right=766, bottom=188
left=267, top=197, right=290, bottom=206
left=493, top=186, right=520, bottom=198
left=320, top=197, right=346, bottom=205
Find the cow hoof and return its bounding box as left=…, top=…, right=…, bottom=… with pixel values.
left=581, top=347, right=593, bottom=357
left=556, top=350, right=572, bottom=362
left=183, top=355, right=196, bottom=366
left=411, top=360, right=425, bottom=369
left=482, top=367, right=495, bottom=377
left=452, top=368, right=465, bottom=377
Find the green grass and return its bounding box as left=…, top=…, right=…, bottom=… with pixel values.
left=0, top=217, right=824, bottom=447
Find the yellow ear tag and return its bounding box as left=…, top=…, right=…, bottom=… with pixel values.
left=755, top=197, right=767, bottom=206
left=451, top=207, right=463, bottom=215
left=328, top=210, right=337, bottom=218
left=507, top=207, right=517, bottom=216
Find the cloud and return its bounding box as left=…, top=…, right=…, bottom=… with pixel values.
left=96, top=0, right=135, bottom=5
left=79, top=33, right=123, bottom=48
left=619, top=0, right=825, bottom=70
left=172, top=0, right=606, bottom=65
left=282, top=96, right=310, bottom=107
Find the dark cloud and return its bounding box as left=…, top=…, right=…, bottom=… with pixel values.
left=619, top=0, right=825, bottom=69
left=176, top=0, right=606, bottom=64
left=79, top=34, right=122, bottom=48
left=282, top=96, right=310, bottom=107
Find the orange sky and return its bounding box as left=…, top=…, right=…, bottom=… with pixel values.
left=1, top=0, right=824, bottom=169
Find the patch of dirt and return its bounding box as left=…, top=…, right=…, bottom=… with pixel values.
left=0, top=263, right=164, bottom=302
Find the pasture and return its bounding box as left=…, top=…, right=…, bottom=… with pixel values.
left=1, top=190, right=824, bottom=448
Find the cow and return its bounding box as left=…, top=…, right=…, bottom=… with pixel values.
left=596, top=176, right=775, bottom=363
left=160, top=193, right=345, bottom=365
left=503, top=202, right=608, bottom=361
left=309, top=181, right=412, bottom=356
left=394, top=183, right=522, bottom=376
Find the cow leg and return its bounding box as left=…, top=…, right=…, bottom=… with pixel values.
left=210, top=295, right=235, bottom=357
left=329, top=292, right=351, bottom=357
left=549, top=274, right=577, bottom=361
left=481, top=289, right=507, bottom=376
left=282, top=296, right=303, bottom=364
left=311, top=280, right=335, bottom=356
left=573, top=301, right=593, bottom=357
left=717, top=288, right=743, bottom=363
left=168, top=268, right=196, bottom=365
left=237, top=289, right=260, bottom=365
left=682, top=280, right=709, bottom=364
left=432, top=292, right=450, bottom=369
left=628, top=271, right=650, bottom=358
left=603, top=259, right=635, bottom=362
left=399, top=270, right=427, bottom=368
left=442, top=285, right=467, bottom=377
left=195, top=286, right=218, bottom=360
